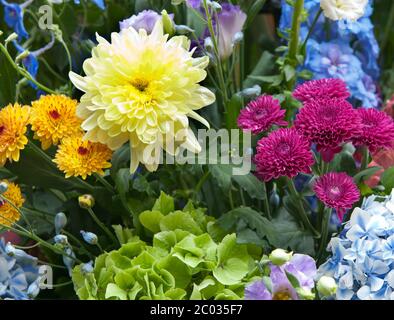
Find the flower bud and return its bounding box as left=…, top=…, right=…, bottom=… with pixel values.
left=27, top=281, right=40, bottom=298
left=175, top=24, right=194, bottom=35
left=232, top=31, right=244, bottom=45
left=15, top=50, right=30, bottom=62
left=54, top=234, right=68, bottom=245
left=80, top=230, right=98, bottom=245
left=78, top=194, right=95, bottom=209
left=208, top=1, right=222, bottom=11
left=161, top=10, right=175, bottom=36
left=269, top=248, right=292, bottom=266
left=240, top=85, right=261, bottom=98
left=54, top=212, right=67, bottom=234
left=317, top=276, right=337, bottom=298
left=81, top=261, right=94, bottom=274
left=5, top=33, right=18, bottom=43
left=204, top=37, right=214, bottom=52
left=0, top=181, right=8, bottom=194
left=296, top=287, right=315, bottom=300
left=63, top=247, right=75, bottom=276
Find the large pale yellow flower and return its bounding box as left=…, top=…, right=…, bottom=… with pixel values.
left=0, top=180, right=24, bottom=226
left=69, top=22, right=215, bottom=172
left=0, top=104, right=30, bottom=166
left=53, top=135, right=112, bottom=179
left=30, top=94, right=83, bottom=150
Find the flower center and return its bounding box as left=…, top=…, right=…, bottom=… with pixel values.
left=0, top=126, right=4, bottom=135
left=277, top=141, right=291, bottom=154
left=328, top=186, right=342, bottom=200
left=77, top=147, right=89, bottom=156
left=273, top=291, right=292, bottom=300
left=49, top=110, right=61, bottom=120
left=254, top=108, right=268, bottom=120
left=131, top=79, right=149, bottom=92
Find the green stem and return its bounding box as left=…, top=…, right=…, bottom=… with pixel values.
left=361, top=147, right=370, bottom=171
left=286, top=0, right=305, bottom=89
left=381, top=2, right=394, bottom=54
left=301, top=8, right=322, bottom=51
left=87, top=208, right=118, bottom=245
left=262, top=182, right=272, bottom=219
left=317, top=207, right=332, bottom=263
left=94, top=173, right=115, bottom=194
left=286, top=178, right=320, bottom=237
left=193, top=170, right=210, bottom=201
left=228, top=189, right=234, bottom=209
left=0, top=44, right=58, bottom=94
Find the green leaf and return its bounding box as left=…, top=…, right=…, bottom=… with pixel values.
left=283, top=65, right=296, bottom=82
left=152, top=191, right=174, bottom=215
left=381, top=166, right=394, bottom=192
left=209, top=164, right=233, bottom=192
left=160, top=211, right=203, bottom=235
left=139, top=210, right=164, bottom=233
left=213, top=234, right=253, bottom=285
left=243, top=51, right=276, bottom=88
left=232, top=173, right=266, bottom=200
left=270, top=209, right=315, bottom=256
left=225, top=94, right=243, bottom=129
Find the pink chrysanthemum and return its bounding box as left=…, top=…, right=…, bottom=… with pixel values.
left=352, top=108, right=394, bottom=153
left=314, top=172, right=360, bottom=221
left=294, top=98, right=361, bottom=162
left=237, top=95, right=288, bottom=134
left=293, top=78, right=350, bottom=103
left=254, top=128, right=314, bottom=182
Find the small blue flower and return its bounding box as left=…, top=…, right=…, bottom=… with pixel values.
left=0, top=239, right=41, bottom=300
left=0, top=0, right=32, bottom=39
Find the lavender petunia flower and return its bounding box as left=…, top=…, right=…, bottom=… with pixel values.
left=120, top=10, right=173, bottom=34
left=216, top=3, right=246, bottom=59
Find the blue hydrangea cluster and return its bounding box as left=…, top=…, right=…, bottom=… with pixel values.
left=0, top=238, right=42, bottom=300
left=318, top=191, right=394, bottom=300
left=279, top=0, right=380, bottom=108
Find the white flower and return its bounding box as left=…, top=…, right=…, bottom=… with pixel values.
left=320, top=0, right=368, bottom=21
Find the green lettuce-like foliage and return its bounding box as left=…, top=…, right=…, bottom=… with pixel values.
left=72, top=193, right=261, bottom=300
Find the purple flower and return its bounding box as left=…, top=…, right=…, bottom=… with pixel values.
left=119, top=10, right=173, bottom=34
left=245, top=253, right=317, bottom=300
left=216, top=3, right=246, bottom=59
left=186, top=0, right=201, bottom=8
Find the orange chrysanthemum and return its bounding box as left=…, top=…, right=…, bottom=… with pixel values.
left=0, top=181, right=24, bottom=226
left=53, top=135, right=112, bottom=179
left=30, top=94, right=83, bottom=150
left=0, top=103, right=30, bottom=166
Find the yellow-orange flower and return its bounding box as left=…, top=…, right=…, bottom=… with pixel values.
left=53, top=135, right=112, bottom=179
left=0, top=181, right=24, bottom=226
left=0, top=103, right=30, bottom=166
left=30, top=94, right=83, bottom=150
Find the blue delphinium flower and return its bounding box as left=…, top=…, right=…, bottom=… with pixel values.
left=73, top=0, right=105, bottom=10
left=279, top=0, right=380, bottom=108
left=0, top=239, right=42, bottom=300
left=0, top=0, right=32, bottom=39
left=13, top=34, right=55, bottom=88
left=318, top=191, right=394, bottom=300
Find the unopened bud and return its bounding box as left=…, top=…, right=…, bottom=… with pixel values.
left=5, top=33, right=18, bottom=43
left=78, top=194, right=95, bottom=209
left=81, top=261, right=94, bottom=274
left=269, top=248, right=292, bottom=266
left=175, top=24, right=194, bottom=35
left=0, top=181, right=8, bottom=194
left=232, top=31, right=244, bottom=45
left=204, top=37, right=214, bottom=52
left=317, top=276, right=337, bottom=298
left=161, top=10, right=175, bottom=36
left=240, top=85, right=261, bottom=98
left=54, top=212, right=67, bottom=234
left=208, top=1, right=222, bottom=11
left=54, top=234, right=68, bottom=245
left=80, top=230, right=98, bottom=245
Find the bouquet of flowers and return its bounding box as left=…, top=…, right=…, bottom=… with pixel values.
left=0, top=0, right=393, bottom=300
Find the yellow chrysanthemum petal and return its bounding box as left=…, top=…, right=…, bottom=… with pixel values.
left=0, top=104, right=30, bottom=166
left=53, top=135, right=112, bottom=179
left=0, top=180, right=24, bottom=226
left=69, top=21, right=215, bottom=172
left=30, top=94, right=83, bottom=150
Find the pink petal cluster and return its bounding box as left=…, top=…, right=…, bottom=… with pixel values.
left=293, top=78, right=350, bottom=103
left=314, top=172, right=360, bottom=222
left=254, top=128, right=314, bottom=181
left=294, top=98, right=361, bottom=162
left=237, top=95, right=287, bottom=134
left=352, top=108, right=394, bottom=153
